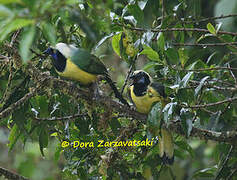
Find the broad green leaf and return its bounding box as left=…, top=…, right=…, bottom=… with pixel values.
left=207, top=23, right=216, bottom=35
left=0, top=0, right=21, bottom=4
left=157, top=32, right=165, bottom=52
left=195, top=76, right=209, bottom=98
left=138, top=0, right=148, bottom=10
left=163, top=102, right=177, bottom=125
left=179, top=72, right=193, bottom=88
left=140, top=45, right=160, bottom=61
left=0, top=5, right=13, bottom=17
left=42, top=22, right=56, bottom=46
left=193, top=167, right=217, bottom=178
left=165, top=48, right=179, bottom=65
left=180, top=108, right=193, bottom=137
left=112, top=32, right=122, bottom=57
left=0, top=18, right=34, bottom=41
left=19, top=26, right=36, bottom=63
left=147, top=102, right=162, bottom=136
left=8, top=124, right=21, bottom=151
left=127, top=3, right=144, bottom=25
left=94, top=33, right=114, bottom=52
left=39, top=126, right=48, bottom=156
left=175, top=140, right=194, bottom=158
left=178, top=48, right=188, bottom=67
left=143, top=62, right=160, bottom=71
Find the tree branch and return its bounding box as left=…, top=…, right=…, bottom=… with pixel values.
left=184, top=97, right=237, bottom=109
left=172, top=42, right=237, bottom=47
left=0, top=166, right=28, bottom=180
left=34, top=113, right=86, bottom=121
left=184, top=13, right=237, bottom=23
left=116, top=23, right=237, bottom=36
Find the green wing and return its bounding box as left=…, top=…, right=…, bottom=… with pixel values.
left=70, top=48, right=108, bottom=75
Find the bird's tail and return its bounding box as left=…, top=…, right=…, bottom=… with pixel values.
left=159, top=128, right=174, bottom=165
left=103, top=74, right=129, bottom=106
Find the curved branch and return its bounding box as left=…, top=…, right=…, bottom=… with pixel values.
left=0, top=166, right=28, bottom=180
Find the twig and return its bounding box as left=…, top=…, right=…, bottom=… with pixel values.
left=169, top=121, right=237, bottom=144
left=34, top=113, right=86, bottom=121
left=115, top=23, right=237, bottom=36
left=0, top=88, right=38, bottom=119
left=184, top=14, right=237, bottom=23
left=10, top=30, right=21, bottom=47
left=121, top=63, right=134, bottom=94
left=228, top=64, right=237, bottom=85
left=227, top=167, right=237, bottom=180
left=172, top=42, right=237, bottom=47
left=215, top=145, right=233, bottom=180
left=184, top=97, right=237, bottom=109
left=173, top=66, right=237, bottom=72
left=0, top=166, right=29, bottom=180
left=161, top=0, right=165, bottom=25
left=0, top=60, right=15, bottom=105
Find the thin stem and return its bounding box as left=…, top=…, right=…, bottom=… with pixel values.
left=172, top=42, right=237, bottom=47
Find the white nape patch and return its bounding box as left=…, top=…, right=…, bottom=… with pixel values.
left=55, top=43, right=78, bottom=58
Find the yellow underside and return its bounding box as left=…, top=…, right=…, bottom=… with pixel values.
left=130, top=85, right=162, bottom=114
left=57, top=59, right=97, bottom=85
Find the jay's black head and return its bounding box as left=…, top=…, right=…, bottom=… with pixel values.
left=43, top=47, right=66, bottom=72
left=130, top=70, right=151, bottom=86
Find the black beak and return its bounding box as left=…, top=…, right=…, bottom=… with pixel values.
left=43, top=47, right=52, bottom=55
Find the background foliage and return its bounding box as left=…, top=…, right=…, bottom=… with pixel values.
left=0, top=0, right=237, bottom=179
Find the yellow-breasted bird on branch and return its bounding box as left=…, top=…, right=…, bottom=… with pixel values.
left=129, top=70, right=174, bottom=165
left=44, top=42, right=129, bottom=106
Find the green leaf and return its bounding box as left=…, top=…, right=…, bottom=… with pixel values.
left=175, top=140, right=194, bottom=158
left=157, top=32, right=165, bottom=52
left=180, top=108, right=193, bottom=137
left=8, top=124, right=21, bottom=151
left=179, top=72, right=193, bottom=88
left=127, top=3, right=144, bottom=25
left=42, top=22, right=56, bottom=46
left=39, top=126, right=49, bottom=156
left=178, top=48, right=188, bottom=67
left=193, top=167, right=217, bottom=178
left=194, top=76, right=209, bottom=98
left=0, top=0, right=21, bottom=4
left=112, top=32, right=122, bottom=57
left=207, top=23, right=216, bottom=35
left=140, top=45, right=160, bottom=61
left=94, top=32, right=114, bottom=52
left=163, top=102, right=177, bottom=125
left=19, top=26, right=36, bottom=63
left=109, top=117, right=122, bottom=136
left=165, top=48, right=179, bottom=65
left=0, top=18, right=34, bottom=41
left=0, top=5, right=13, bottom=17
left=147, top=102, right=162, bottom=136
